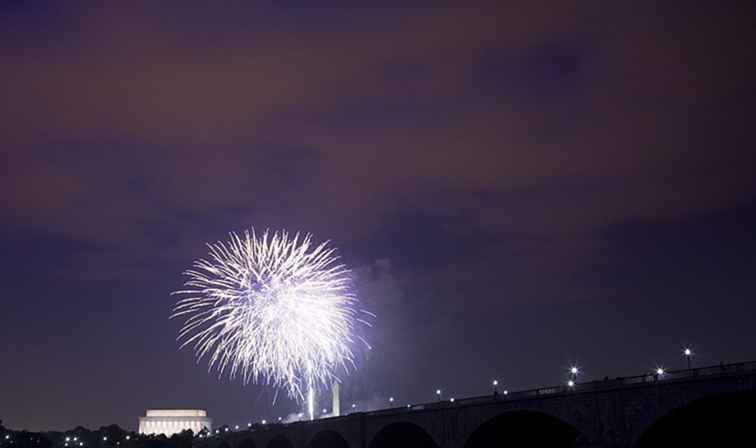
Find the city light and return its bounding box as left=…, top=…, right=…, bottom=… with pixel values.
left=389, top=397, right=394, bottom=403
left=277, top=417, right=282, bottom=422
left=570, top=366, right=579, bottom=375
left=234, top=425, right=239, bottom=430
left=503, top=390, right=509, bottom=395
left=450, top=398, right=455, bottom=403
left=435, top=389, right=442, bottom=396
left=261, top=420, right=267, bottom=425
left=351, top=403, right=356, bottom=409
left=247, top=423, right=252, bottom=427
left=103, top=437, right=107, bottom=442
left=492, top=380, right=498, bottom=386
left=124, top=437, right=129, bottom=441
left=567, top=380, right=575, bottom=387
left=656, top=367, right=665, bottom=376
left=66, top=438, right=71, bottom=442
left=684, top=348, right=692, bottom=356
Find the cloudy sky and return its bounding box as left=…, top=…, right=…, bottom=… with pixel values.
left=1, top=1, right=755, bottom=431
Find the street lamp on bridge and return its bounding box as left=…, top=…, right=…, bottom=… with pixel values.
left=568, top=365, right=579, bottom=387
left=683, top=347, right=693, bottom=369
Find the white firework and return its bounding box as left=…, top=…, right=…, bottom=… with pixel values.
left=172, top=229, right=369, bottom=405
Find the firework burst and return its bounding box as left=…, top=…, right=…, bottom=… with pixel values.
left=172, top=229, right=370, bottom=404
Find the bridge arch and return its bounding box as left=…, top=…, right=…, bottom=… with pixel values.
left=307, top=430, right=349, bottom=448
left=464, top=410, right=582, bottom=447
left=636, top=390, right=756, bottom=447
left=237, top=438, right=257, bottom=448
left=369, top=422, right=438, bottom=448
left=265, top=435, right=294, bottom=448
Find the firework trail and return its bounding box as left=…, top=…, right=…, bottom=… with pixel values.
left=172, top=229, right=371, bottom=412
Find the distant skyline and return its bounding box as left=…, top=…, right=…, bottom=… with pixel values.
left=1, top=2, right=755, bottom=431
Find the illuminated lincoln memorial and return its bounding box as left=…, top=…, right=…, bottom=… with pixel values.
left=138, top=409, right=212, bottom=436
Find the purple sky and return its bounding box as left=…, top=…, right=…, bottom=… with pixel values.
left=1, top=1, right=755, bottom=432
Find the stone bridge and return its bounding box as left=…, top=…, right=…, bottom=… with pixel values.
left=207, top=361, right=756, bottom=447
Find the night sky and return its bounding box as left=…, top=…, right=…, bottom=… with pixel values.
left=2, top=1, right=755, bottom=433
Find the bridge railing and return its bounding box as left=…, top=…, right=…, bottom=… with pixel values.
left=364, top=360, right=756, bottom=416
left=210, top=361, right=756, bottom=430
left=461, top=360, right=756, bottom=406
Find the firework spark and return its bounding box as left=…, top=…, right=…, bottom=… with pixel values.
left=172, top=229, right=370, bottom=405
